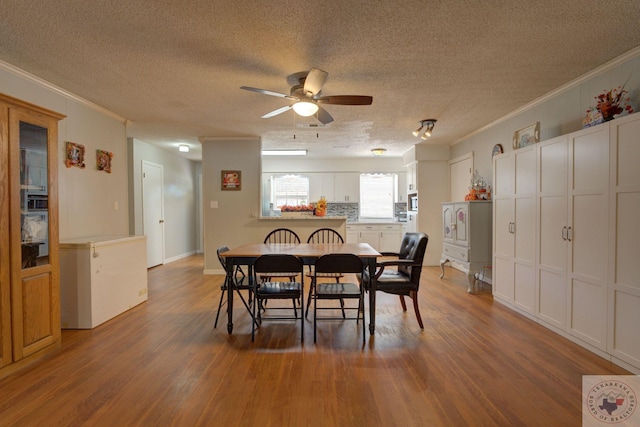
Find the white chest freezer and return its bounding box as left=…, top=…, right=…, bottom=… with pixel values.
left=60, top=235, right=148, bottom=329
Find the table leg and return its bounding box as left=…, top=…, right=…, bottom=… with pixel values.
left=226, top=257, right=235, bottom=334
left=367, top=258, right=376, bottom=335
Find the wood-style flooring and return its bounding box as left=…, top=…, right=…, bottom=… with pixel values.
left=0, top=255, right=630, bottom=426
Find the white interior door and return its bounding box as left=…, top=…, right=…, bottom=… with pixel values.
left=142, top=161, right=164, bottom=268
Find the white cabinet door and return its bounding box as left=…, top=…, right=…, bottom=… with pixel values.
left=537, top=135, right=568, bottom=329
left=492, top=146, right=536, bottom=312
left=442, top=204, right=454, bottom=244
left=493, top=153, right=516, bottom=303
left=345, top=225, right=358, bottom=244
left=512, top=148, right=536, bottom=313
left=397, top=172, right=406, bottom=202
left=608, top=113, right=640, bottom=369
left=358, top=225, right=379, bottom=249
left=453, top=203, right=469, bottom=246
left=379, top=225, right=402, bottom=252
left=334, top=172, right=359, bottom=202
left=309, top=173, right=335, bottom=202
left=567, top=125, right=609, bottom=350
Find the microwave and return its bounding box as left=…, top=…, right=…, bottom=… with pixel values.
left=27, top=194, right=48, bottom=210
left=409, top=194, right=418, bottom=211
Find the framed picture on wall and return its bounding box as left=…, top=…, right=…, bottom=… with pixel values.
left=221, top=170, right=241, bottom=191
left=512, top=122, right=540, bottom=149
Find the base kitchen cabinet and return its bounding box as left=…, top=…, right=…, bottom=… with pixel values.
left=440, top=201, right=492, bottom=293
left=347, top=223, right=403, bottom=252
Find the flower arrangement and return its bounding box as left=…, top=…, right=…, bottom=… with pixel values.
left=315, top=196, right=327, bottom=216
left=594, top=85, right=633, bottom=121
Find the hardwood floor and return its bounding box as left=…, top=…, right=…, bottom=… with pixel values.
left=0, top=255, right=630, bottom=426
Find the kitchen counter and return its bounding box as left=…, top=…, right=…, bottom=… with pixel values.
left=256, top=216, right=347, bottom=242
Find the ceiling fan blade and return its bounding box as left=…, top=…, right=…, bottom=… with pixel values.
left=303, top=68, right=328, bottom=96
left=317, top=106, right=334, bottom=124
left=316, top=95, right=373, bottom=105
left=241, top=86, right=298, bottom=100
left=262, top=105, right=292, bottom=118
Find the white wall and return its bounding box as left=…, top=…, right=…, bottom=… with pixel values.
left=129, top=138, right=198, bottom=262
left=0, top=60, right=130, bottom=240
left=451, top=50, right=640, bottom=186
left=201, top=137, right=262, bottom=272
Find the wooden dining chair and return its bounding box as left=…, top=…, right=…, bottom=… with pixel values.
left=252, top=254, right=305, bottom=342
left=313, top=253, right=365, bottom=344
left=304, top=228, right=345, bottom=318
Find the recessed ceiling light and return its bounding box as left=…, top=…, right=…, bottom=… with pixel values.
left=371, top=148, right=386, bottom=156
left=261, top=150, right=307, bottom=156
left=178, top=144, right=189, bottom=152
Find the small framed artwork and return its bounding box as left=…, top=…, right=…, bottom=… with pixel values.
left=221, top=170, right=241, bottom=191
left=65, top=141, right=86, bottom=168
left=96, top=149, right=113, bottom=173
left=513, top=122, right=540, bottom=149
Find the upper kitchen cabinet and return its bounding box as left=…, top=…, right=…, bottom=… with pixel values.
left=396, top=173, right=406, bottom=202
left=406, top=161, right=417, bottom=192
left=308, top=173, right=335, bottom=202
left=0, top=93, right=64, bottom=378
left=333, top=172, right=359, bottom=202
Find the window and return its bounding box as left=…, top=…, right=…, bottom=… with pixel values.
left=359, top=173, right=395, bottom=219
left=271, top=174, right=309, bottom=208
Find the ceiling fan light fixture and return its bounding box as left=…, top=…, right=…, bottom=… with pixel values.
left=292, top=101, right=319, bottom=117
left=371, top=148, right=386, bottom=156
left=178, top=144, right=190, bottom=152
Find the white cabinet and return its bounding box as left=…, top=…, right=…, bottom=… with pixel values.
left=440, top=201, right=492, bottom=293
left=492, top=116, right=640, bottom=371
left=406, top=162, right=417, bottom=192
left=493, top=146, right=536, bottom=313
left=348, top=223, right=402, bottom=251
left=397, top=172, right=406, bottom=202
left=379, top=224, right=403, bottom=252
left=333, top=172, right=359, bottom=202
left=345, top=224, right=358, bottom=244
left=607, top=114, right=640, bottom=369
left=308, top=173, right=335, bottom=202
left=532, top=125, right=609, bottom=349
left=535, top=126, right=609, bottom=351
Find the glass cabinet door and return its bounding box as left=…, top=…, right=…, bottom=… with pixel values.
left=19, top=121, right=49, bottom=269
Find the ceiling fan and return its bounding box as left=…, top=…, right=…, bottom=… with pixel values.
left=240, top=68, right=372, bottom=124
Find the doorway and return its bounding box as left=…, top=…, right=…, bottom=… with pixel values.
left=142, top=160, right=164, bottom=268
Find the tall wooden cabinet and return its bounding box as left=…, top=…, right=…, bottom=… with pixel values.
left=0, top=93, right=64, bottom=378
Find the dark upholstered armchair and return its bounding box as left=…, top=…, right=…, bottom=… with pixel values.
left=368, top=232, right=428, bottom=328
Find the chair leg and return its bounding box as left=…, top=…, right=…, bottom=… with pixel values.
left=399, top=295, right=407, bottom=311
left=214, top=284, right=227, bottom=328
left=305, top=278, right=315, bottom=318
left=410, top=291, right=424, bottom=329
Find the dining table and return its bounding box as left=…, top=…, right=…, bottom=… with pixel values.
left=219, top=242, right=381, bottom=336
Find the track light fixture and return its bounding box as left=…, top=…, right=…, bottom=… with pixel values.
left=413, top=119, right=437, bottom=140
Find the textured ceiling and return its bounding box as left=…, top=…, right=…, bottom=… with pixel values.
left=1, top=1, right=639, bottom=160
